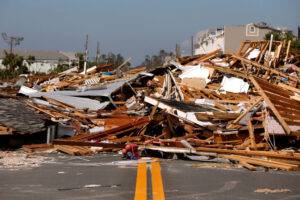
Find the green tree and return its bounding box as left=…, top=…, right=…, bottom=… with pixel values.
left=75, top=52, right=84, bottom=70
left=99, top=54, right=107, bottom=64
left=264, top=31, right=283, bottom=40
left=107, top=52, right=116, bottom=66
left=1, top=51, right=28, bottom=77
left=97, top=52, right=128, bottom=69
left=265, top=30, right=300, bottom=50
left=2, top=51, right=25, bottom=71
left=141, top=49, right=174, bottom=68
left=291, top=39, right=300, bottom=50
left=51, top=64, right=69, bottom=73
left=26, top=55, right=35, bottom=65
left=142, top=55, right=151, bottom=67
left=116, top=53, right=124, bottom=66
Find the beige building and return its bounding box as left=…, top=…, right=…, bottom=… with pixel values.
left=195, top=22, right=277, bottom=55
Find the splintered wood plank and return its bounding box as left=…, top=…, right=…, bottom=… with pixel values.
left=22, top=144, right=54, bottom=153
left=228, top=97, right=262, bottom=128
left=256, top=41, right=269, bottom=62
left=196, top=147, right=300, bottom=160
left=205, top=64, right=249, bottom=79
left=185, top=49, right=220, bottom=65
left=195, top=112, right=240, bottom=121
left=270, top=98, right=300, bottom=111
left=221, top=154, right=299, bottom=171
left=277, top=108, right=300, bottom=119
left=278, top=83, right=300, bottom=94
left=267, top=95, right=300, bottom=110
left=232, top=54, right=299, bottom=83
left=239, top=161, right=257, bottom=171
left=248, top=120, right=257, bottom=150
left=55, top=145, right=79, bottom=155
left=259, top=84, right=294, bottom=98
left=250, top=77, right=291, bottom=135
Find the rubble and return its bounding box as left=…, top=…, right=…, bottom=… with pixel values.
left=0, top=151, right=54, bottom=170
left=1, top=39, right=300, bottom=171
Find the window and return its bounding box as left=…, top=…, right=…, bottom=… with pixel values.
left=246, top=24, right=259, bottom=36
left=249, top=26, right=255, bottom=33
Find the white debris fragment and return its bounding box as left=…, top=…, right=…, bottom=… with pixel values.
left=219, top=76, right=249, bottom=93
left=84, top=184, right=101, bottom=188
left=255, top=188, right=291, bottom=194
left=0, top=151, right=53, bottom=170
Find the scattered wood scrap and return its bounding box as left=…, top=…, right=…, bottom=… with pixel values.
left=1, top=39, right=300, bottom=172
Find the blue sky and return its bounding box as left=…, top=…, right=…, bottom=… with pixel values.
left=0, top=0, right=299, bottom=65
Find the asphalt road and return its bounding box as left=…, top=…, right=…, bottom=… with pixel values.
left=0, top=153, right=300, bottom=200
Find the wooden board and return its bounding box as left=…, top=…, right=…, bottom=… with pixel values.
left=250, top=77, right=293, bottom=135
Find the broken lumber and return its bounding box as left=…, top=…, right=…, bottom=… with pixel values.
left=221, top=154, right=299, bottom=171
left=195, top=147, right=300, bottom=161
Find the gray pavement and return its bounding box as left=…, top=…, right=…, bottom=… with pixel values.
left=0, top=153, right=299, bottom=200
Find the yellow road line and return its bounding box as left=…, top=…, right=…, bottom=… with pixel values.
left=151, top=161, right=165, bottom=200
left=134, top=162, right=147, bottom=200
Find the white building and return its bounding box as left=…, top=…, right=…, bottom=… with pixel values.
left=194, top=22, right=279, bottom=55
left=0, top=49, right=76, bottom=73
left=194, top=28, right=224, bottom=55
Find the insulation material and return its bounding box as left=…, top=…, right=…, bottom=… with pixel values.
left=211, top=58, right=230, bottom=67
left=179, top=65, right=211, bottom=84
left=219, top=76, right=249, bottom=93
left=247, top=49, right=260, bottom=59
left=89, top=126, right=105, bottom=134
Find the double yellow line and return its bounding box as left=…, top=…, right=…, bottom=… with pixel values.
left=134, top=159, right=165, bottom=200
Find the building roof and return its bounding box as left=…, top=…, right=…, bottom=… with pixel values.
left=0, top=49, right=70, bottom=61
left=59, top=51, right=77, bottom=61
left=0, top=98, right=47, bottom=134
left=252, top=22, right=278, bottom=31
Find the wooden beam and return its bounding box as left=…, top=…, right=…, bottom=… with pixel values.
left=250, top=76, right=291, bottom=135
left=204, top=64, right=248, bottom=79
left=228, top=97, right=263, bottom=128
left=78, top=117, right=150, bottom=141
left=278, top=83, right=300, bottom=94
left=248, top=120, right=257, bottom=150
left=221, top=154, right=298, bottom=171
left=239, top=161, right=257, bottom=171
left=195, top=146, right=300, bottom=161
left=185, top=49, right=220, bottom=65
left=232, top=54, right=299, bottom=83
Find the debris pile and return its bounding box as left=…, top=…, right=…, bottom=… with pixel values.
left=1, top=40, right=300, bottom=171
left=0, top=151, right=53, bottom=170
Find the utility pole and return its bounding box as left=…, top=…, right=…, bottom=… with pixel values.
left=191, top=36, right=194, bottom=56
left=268, top=34, right=273, bottom=53
left=96, top=41, right=100, bottom=64
left=1, top=33, right=24, bottom=54
left=83, top=34, right=89, bottom=75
